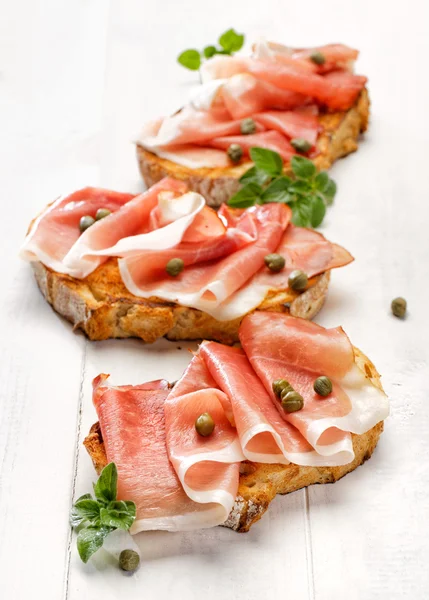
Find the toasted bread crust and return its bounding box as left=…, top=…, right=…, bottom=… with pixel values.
left=137, top=89, right=370, bottom=208
left=31, top=260, right=330, bottom=344
left=83, top=346, right=385, bottom=532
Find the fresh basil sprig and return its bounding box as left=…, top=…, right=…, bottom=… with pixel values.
left=178, top=28, right=244, bottom=71
left=227, top=148, right=337, bottom=228
left=70, top=463, right=136, bottom=563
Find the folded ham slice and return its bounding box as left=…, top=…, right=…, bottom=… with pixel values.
left=164, top=356, right=243, bottom=523
left=93, top=374, right=238, bottom=532
left=239, top=312, right=389, bottom=461
left=119, top=203, right=291, bottom=318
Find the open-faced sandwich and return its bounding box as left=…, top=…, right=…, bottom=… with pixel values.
left=136, top=40, right=369, bottom=207
left=21, top=177, right=353, bottom=343
left=83, top=312, right=388, bottom=540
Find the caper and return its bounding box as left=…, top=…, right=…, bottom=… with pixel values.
left=272, top=378, right=293, bottom=398
left=79, top=215, right=95, bottom=233
left=119, top=549, right=140, bottom=572
left=227, top=143, right=243, bottom=163
left=291, top=138, right=312, bottom=153
left=264, top=253, right=285, bottom=273
left=391, top=297, right=407, bottom=319
left=310, top=51, right=326, bottom=65
left=195, top=412, right=215, bottom=437
left=240, top=118, right=256, bottom=135
left=95, top=207, right=111, bottom=221
left=166, top=258, right=184, bottom=277
left=288, top=269, right=308, bottom=291
left=281, top=391, right=304, bottom=413
left=313, top=376, right=332, bottom=397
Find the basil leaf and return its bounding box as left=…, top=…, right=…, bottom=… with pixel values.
left=228, top=182, right=262, bottom=208
left=249, top=148, right=283, bottom=177
left=93, top=463, right=118, bottom=504
left=310, top=195, right=326, bottom=228
left=203, top=45, right=217, bottom=59
left=100, top=507, right=135, bottom=531
left=239, top=166, right=270, bottom=186
left=218, top=29, right=244, bottom=53
left=70, top=499, right=101, bottom=528
left=314, top=171, right=329, bottom=192
left=77, top=525, right=112, bottom=563
left=177, top=49, right=201, bottom=71
left=291, top=156, right=317, bottom=179
left=323, top=179, right=337, bottom=205
left=261, top=177, right=293, bottom=203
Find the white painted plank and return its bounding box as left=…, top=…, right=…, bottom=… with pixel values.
left=0, top=1, right=110, bottom=598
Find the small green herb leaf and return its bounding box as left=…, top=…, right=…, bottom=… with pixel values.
left=218, top=28, right=244, bottom=53
left=93, top=463, right=118, bottom=504
left=323, top=179, right=337, bottom=205
left=100, top=506, right=136, bottom=531
left=314, top=171, right=330, bottom=192
left=310, top=195, right=326, bottom=227
left=77, top=525, right=112, bottom=563
left=250, top=148, right=283, bottom=177
left=261, top=177, right=293, bottom=203
left=177, top=49, right=201, bottom=71
left=291, top=156, right=317, bottom=179
left=228, top=182, right=263, bottom=208
left=291, top=200, right=312, bottom=227
left=239, top=166, right=270, bottom=186
left=70, top=499, right=101, bottom=528
left=203, top=45, right=217, bottom=59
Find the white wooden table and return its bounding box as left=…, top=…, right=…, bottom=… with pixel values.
left=1, top=1, right=428, bottom=597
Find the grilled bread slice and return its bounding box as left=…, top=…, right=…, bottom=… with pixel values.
left=31, top=260, right=330, bottom=344
left=137, top=89, right=369, bottom=208
left=83, top=346, right=384, bottom=532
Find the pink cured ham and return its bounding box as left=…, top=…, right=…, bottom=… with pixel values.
left=204, top=224, right=353, bottom=322
left=199, top=342, right=340, bottom=465
left=92, top=375, right=230, bottom=532
left=239, top=312, right=388, bottom=459
left=221, top=74, right=309, bottom=119
left=247, top=59, right=367, bottom=112
left=164, top=356, right=243, bottom=522
left=20, top=188, right=136, bottom=276
left=21, top=178, right=191, bottom=278
left=254, top=110, right=321, bottom=146
left=119, top=203, right=291, bottom=318
left=209, top=130, right=296, bottom=162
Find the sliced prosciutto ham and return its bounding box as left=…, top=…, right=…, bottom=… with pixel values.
left=119, top=203, right=291, bottom=318
left=92, top=375, right=229, bottom=532
left=239, top=312, right=389, bottom=459
left=164, top=355, right=244, bottom=521
left=137, top=39, right=367, bottom=169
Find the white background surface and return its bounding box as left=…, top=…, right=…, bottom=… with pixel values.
left=1, top=1, right=428, bottom=598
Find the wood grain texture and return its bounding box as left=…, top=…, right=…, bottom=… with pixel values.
left=1, top=1, right=428, bottom=599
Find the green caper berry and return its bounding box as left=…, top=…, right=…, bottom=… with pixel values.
left=195, top=412, right=215, bottom=437
left=290, top=138, right=312, bottom=153
left=313, top=376, right=333, bottom=397
left=95, top=207, right=111, bottom=221
left=281, top=391, right=304, bottom=413
left=391, top=297, right=406, bottom=319
left=272, top=378, right=293, bottom=398
left=119, top=549, right=140, bottom=572
left=79, top=215, right=95, bottom=233
left=280, top=384, right=295, bottom=402
left=227, top=143, right=243, bottom=164
left=166, top=258, right=184, bottom=277
left=310, top=51, right=326, bottom=65
left=288, top=269, right=308, bottom=291
left=240, top=118, right=256, bottom=135
left=264, top=253, right=285, bottom=273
